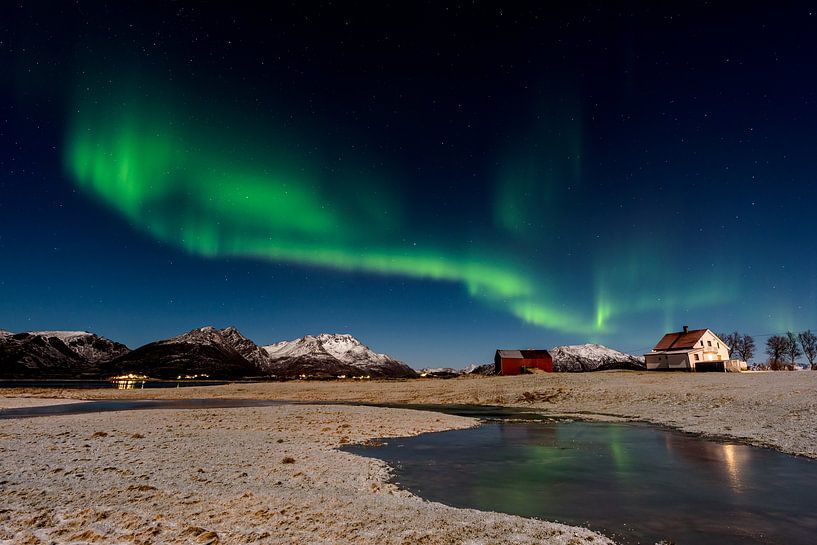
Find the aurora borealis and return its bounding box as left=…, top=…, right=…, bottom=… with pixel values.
left=3, top=3, right=817, bottom=365
left=64, top=79, right=595, bottom=335
left=65, top=87, right=526, bottom=293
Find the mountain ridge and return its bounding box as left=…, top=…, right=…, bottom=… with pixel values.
left=1, top=329, right=643, bottom=379
left=549, top=343, right=645, bottom=372
left=263, top=333, right=418, bottom=378
left=1, top=326, right=416, bottom=379
left=104, top=326, right=261, bottom=379
left=424, top=343, right=644, bottom=375
left=0, top=331, right=129, bottom=378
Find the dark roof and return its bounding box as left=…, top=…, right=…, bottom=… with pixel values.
left=653, top=329, right=708, bottom=351
left=496, top=349, right=551, bottom=359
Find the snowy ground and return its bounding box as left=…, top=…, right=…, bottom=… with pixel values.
left=0, top=403, right=613, bottom=545
left=3, top=371, right=816, bottom=544
left=5, top=370, right=816, bottom=458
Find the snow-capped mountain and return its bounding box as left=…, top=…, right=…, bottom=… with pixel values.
left=2, top=326, right=417, bottom=380
left=0, top=330, right=128, bottom=378
left=419, top=363, right=495, bottom=377
left=418, top=367, right=459, bottom=377
left=461, top=363, right=495, bottom=375
left=219, top=326, right=272, bottom=369
left=106, top=326, right=261, bottom=379
left=263, top=333, right=417, bottom=378
left=30, top=331, right=129, bottom=363
left=0, top=325, right=645, bottom=379
left=549, top=343, right=645, bottom=372
left=416, top=345, right=644, bottom=377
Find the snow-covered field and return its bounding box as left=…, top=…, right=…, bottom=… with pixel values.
left=5, top=369, right=816, bottom=458
left=3, top=370, right=815, bottom=544
left=0, top=403, right=613, bottom=545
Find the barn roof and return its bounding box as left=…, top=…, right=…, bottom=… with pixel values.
left=652, top=328, right=709, bottom=351
left=496, top=349, right=551, bottom=359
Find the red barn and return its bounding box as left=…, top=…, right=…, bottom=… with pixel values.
left=494, top=349, right=553, bottom=375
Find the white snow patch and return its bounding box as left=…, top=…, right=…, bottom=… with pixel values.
left=29, top=331, right=92, bottom=341
left=549, top=343, right=641, bottom=361
left=263, top=333, right=408, bottom=373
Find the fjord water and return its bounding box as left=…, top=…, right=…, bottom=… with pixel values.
left=0, top=398, right=288, bottom=419
left=0, top=380, right=228, bottom=389
left=349, top=420, right=817, bottom=545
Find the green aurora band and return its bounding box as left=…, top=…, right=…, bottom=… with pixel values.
left=64, top=81, right=736, bottom=337
left=64, top=84, right=605, bottom=334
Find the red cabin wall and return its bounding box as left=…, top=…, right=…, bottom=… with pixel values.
left=500, top=357, right=553, bottom=375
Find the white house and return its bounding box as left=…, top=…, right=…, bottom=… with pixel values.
left=645, top=326, right=730, bottom=371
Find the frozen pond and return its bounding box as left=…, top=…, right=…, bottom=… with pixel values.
left=348, top=419, right=817, bottom=545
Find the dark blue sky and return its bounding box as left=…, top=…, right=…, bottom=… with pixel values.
left=2, top=3, right=816, bottom=366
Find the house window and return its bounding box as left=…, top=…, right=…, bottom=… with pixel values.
left=708, top=340, right=712, bottom=347
left=717, top=342, right=720, bottom=348
left=701, top=341, right=704, bottom=346
left=694, top=354, right=700, bottom=361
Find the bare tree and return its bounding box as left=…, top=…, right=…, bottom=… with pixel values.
left=720, top=331, right=755, bottom=363
left=766, top=335, right=787, bottom=370
left=785, top=331, right=802, bottom=367
left=798, top=330, right=817, bottom=370
left=720, top=331, right=740, bottom=357
left=738, top=334, right=756, bottom=362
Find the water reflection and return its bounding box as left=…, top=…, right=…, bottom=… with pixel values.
left=111, top=374, right=148, bottom=390
left=349, top=421, right=817, bottom=545
left=113, top=379, right=146, bottom=390
left=0, top=379, right=228, bottom=390
left=722, top=444, right=742, bottom=492
left=663, top=433, right=747, bottom=493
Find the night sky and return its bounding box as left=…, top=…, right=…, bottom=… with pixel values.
left=2, top=3, right=817, bottom=367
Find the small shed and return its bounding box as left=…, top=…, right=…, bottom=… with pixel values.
left=495, top=349, right=553, bottom=375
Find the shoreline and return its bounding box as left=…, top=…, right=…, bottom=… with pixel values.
left=3, top=397, right=803, bottom=462
left=0, top=401, right=615, bottom=545
left=0, top=397, right=800, bottom=459
left=3, top=370, right=816, bottom=459
left=344, top=402, right=817, bottom=460
left=3, top=371, right=816, bottom=544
